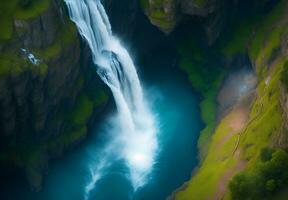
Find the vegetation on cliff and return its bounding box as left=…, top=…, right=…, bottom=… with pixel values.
left=140, top=0, right=177, bottom=33
left=140, top=0, right=213, bottom=33
left=175, top=0, right=288, bottom=199
left=175, top=33, right=226, bottom=156
left=0, top=0, right=108, bottom=189
left=0, top=0, right=50, bottom=40
left=230, top=149, right=288, bottom=200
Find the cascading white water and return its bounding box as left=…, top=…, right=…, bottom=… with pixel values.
left=64, top=0, right=157, bottom=197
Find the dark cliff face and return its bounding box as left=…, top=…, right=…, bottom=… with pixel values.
left=0, top=0, right=107, bottom=189
left=102, top=0, right=139, bottom=43
left=140, top=0, right=234, bottom=43
left=140, top=0, right=279, bottom=44
left=0, top=1, right=79, bottom=137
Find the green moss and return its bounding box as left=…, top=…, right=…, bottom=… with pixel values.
left=197, top=93, right=217, bottom=148
left=177, top=34, right=227, bottom=155
left=176, top=54, right=284, bottom=198
left=249, top=0, right=287, bottom=61
left=54, top=91, right=107, bottom=149
left=41, top=44, right=62, bottom=60
left=257, top=27, right=283, bottom=70
left=0, top=0, right=50, bottom=40
left=139, top=0, right=176, bottom=31
left=223, top=33, right=285, bottom=198
left=55, top=126, right=87, bottom=148
left=45, top=91, right=107, bottom=154
left=0, top=0, right=19, bottom=40
left=0, top=0, right=108, bottom=188
left=0, top=88, right=108, bottom=185
left=140, top=0, right=150, bottom=9
left=51, top=91, right=107, bottom=147
left=140, top=0, right=174, bottom=14
left=0, top=0, right=67, bottom=77
left=222, top=19, right=256, bottom=56
left=0, top=50, right=50, bottom=77
left=37, top=20, right=77, bottom=62
left=58, top=21, right=78, bottom=46
left=0, top=51, right=36, bottom=76
left=240, top=59, right=284, bottom=164
left=93, top=90, right=109, bottom=107
left=176, top=1, right=288, bottom=199
left=72, top=94, right=94, bottom=125
left=225, top=1, right=288, bottom=197
left=15, top=0, right=50, bottom=20
left=0, top=5, right=78, bottom=77
left=150, top=10, right=167, bottom=19
left=38, top=63, right=48, bottom=75
left=176, top=106, right=240, bottom=200
left=0, top=17, right=14, bottom=40
left=0, top=52, right=22, bottom=76
left=220, top=0, right=287, bottom=59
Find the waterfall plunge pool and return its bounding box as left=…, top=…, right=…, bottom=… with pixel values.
left=1, top=1, right=204, bottom=199
left=1, top=46, right=203, bottom=200
left=1, top=52, right=203, bottom=200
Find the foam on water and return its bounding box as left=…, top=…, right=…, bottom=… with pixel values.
left=64, top=0, right=158, bottom=198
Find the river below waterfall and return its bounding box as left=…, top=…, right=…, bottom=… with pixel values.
left=1, top=1, right=204, bottom=199
left=1, top=50, right=203, bottom=200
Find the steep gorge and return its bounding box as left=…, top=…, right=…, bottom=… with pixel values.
left=140, top=0, right=288, bottom=199
left=1, top=0, right=288, bottom=199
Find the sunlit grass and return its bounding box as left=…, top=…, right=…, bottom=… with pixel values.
left=176, top=108, right=240, bottom=200
left=176, top=0, right=288, bottom=198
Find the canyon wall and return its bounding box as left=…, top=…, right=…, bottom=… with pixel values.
left=140, top=0, right=277, bottom=44
left=164, top=0, right=288, bottom=199
left=0, top=0, right=108, bottom=189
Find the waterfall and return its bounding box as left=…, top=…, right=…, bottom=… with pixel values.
left=64, top=0, right=157, bottom=197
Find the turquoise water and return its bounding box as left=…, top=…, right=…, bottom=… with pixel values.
left=2, top=50, right=203, bottom=200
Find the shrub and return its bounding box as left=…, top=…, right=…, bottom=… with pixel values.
left=229, top=149, right=288, bottom=200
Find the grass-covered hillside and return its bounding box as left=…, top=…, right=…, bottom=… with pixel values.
left=175, top=0, right=288, bottom=199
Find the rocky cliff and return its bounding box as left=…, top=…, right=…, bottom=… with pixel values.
left=167, top=0, right=288, bottom=199
left=140, top=0, right=278, bottom=44
left=0, top=0, right=108, bottom=189
left=103, top=0, right=138, bottom=41
left=140, top=0, right=229, bottom=43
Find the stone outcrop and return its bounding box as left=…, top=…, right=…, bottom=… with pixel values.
left=140, top=0, right=235, bottom=44
left=0, top=0, right=107, bottom=189
left=140, top=0, right=277, bottom=44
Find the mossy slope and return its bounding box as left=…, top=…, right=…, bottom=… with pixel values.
left=175, top=0, right=288, bottom=199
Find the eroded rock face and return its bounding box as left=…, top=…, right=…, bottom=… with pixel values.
left=0, top=0, right=76, bottom=141
left=141, top=0, right=179, bottom=33
left=279, top=32, right=288, bottom=147
left=141, top=0, right=181, bottom=34
left=140, top=0, right=235, bottom=45
left=102, top=0, right=139, bottom=40
left=0, top=0, right=106, bottom=189
left=141, top=0, right=279, bottom=44
left=180, top=0, right=216, bottom=16
left=141, top=0, right=220, bottom=33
